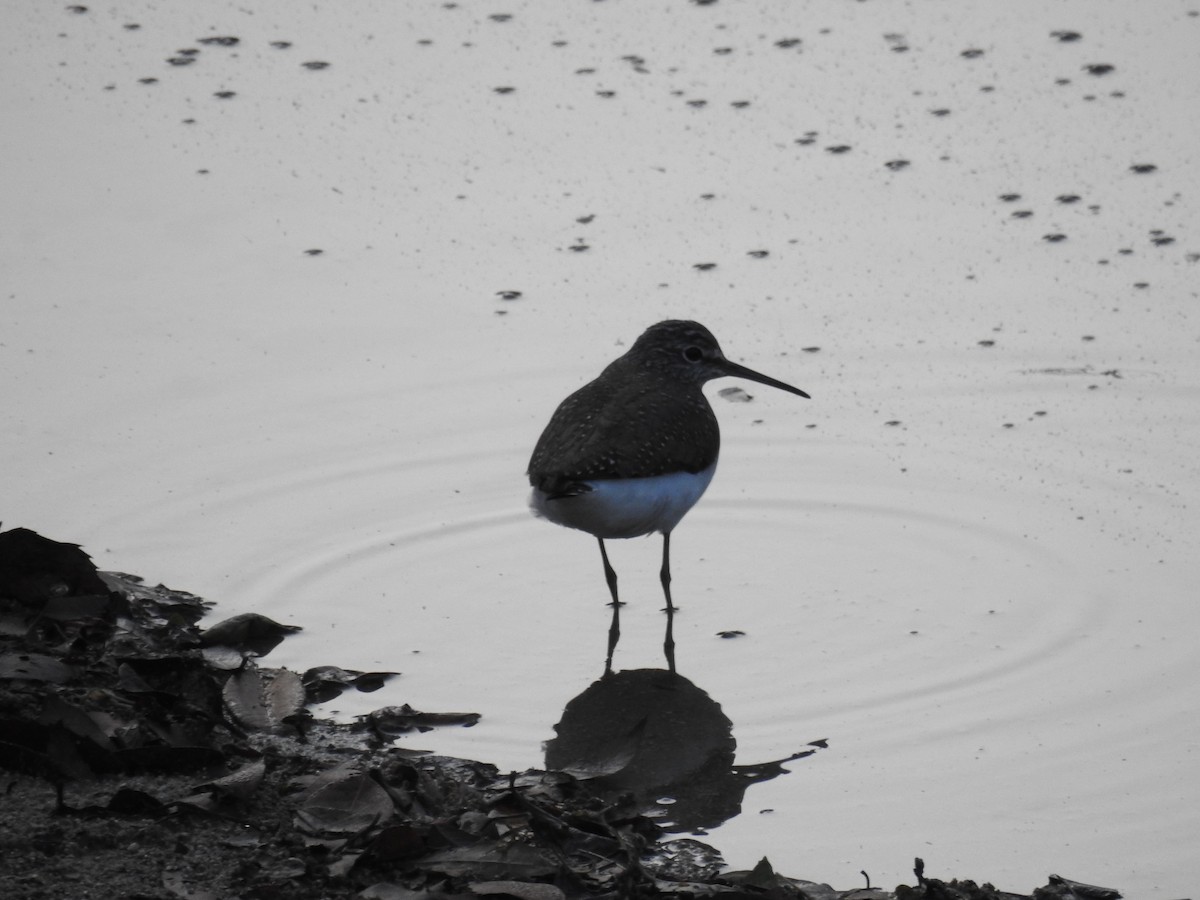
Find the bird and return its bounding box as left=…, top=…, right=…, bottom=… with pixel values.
left=527, top=320, right=809, bottom=673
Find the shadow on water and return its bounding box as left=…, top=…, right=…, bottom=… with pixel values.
left=545, top=667, right=825, bottom=833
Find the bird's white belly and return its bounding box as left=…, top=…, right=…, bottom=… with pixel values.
left=530, top=464, right=717, bottom=539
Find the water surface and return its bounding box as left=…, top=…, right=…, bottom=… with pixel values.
left=4, top=1, right=1198, bottom=894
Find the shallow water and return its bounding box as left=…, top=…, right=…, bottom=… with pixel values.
left=4, top=1, right=1198, bottom=894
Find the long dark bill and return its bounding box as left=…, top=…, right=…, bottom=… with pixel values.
left=719, top=359, right=810, bottom=399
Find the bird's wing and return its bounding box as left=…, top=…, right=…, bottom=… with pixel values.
left=528, top=375, right=718, bottom=492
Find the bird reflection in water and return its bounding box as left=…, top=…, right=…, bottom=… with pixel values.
left=545, top=668, right=825, bottom=833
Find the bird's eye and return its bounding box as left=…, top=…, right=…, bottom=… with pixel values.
left=683, top=346, right=704, bottom=363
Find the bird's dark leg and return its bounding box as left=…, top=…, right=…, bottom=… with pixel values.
left=660, top=531, right=676, bottom=673
left=598, top=538, right=620, bottom=675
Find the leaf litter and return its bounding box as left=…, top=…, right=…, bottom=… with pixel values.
left=0, top=527, right=1123, bottom=899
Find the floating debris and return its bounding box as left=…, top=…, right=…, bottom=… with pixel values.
left=303, top=665, right=397, bottom=704
left=718, top=387, right=753, bottom=402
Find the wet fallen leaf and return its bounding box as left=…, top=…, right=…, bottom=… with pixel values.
left=295, top=765, right=395, bottom=835
left=39, top=694, right=115, bottom=750
left=201, top=612, right=301, bottom=656
left=643, top=838, right=725, bottom=882
left=199, top=644, right=245, bottom=670
left=1045, top=874, right=1122, bottom=900
left=303, top=665, right=398, bottom=703
left=417, top=843, right=556, bottom=879
left=223, top=665, right=306, bottom=732
left=358, top=704, right=480, bottom=739
left=195, top=757, right=267, bottom=801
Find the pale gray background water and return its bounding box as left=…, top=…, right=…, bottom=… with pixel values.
left=4, top=1, right=1198, bottom=894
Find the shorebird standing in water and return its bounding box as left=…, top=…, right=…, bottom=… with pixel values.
left=527, top=320, right=809, bottom=673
